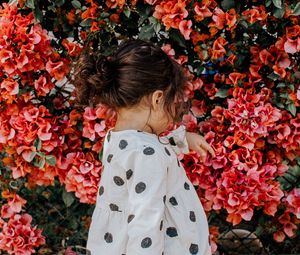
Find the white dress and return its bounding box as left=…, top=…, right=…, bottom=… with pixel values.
left=86, top=125, right=212, bottom=255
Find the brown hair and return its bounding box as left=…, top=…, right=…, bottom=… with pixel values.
left=70, top=38, right=190, bottom=128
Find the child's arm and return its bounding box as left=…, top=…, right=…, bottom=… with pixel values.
left=161, top=125, right=216, bottom=161
left=121, top=147, right=168, bottom=254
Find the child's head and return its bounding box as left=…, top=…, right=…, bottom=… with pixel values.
left=71, top=38, right=190, bottom=134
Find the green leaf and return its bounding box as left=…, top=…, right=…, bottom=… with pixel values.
left=221, top=0, right=235, bottom=11
left=169, top=29, right=186, bottom=48
left=79, top=18, right=93, bottom=27
left=98, top=149, right=103, bottom=161
left=123, top=8, right=131, bottom=18
left=148, top=16, right=157, bottom=24
left=292, top=2, right=300, bottom=16
left=45, top=155, right=57, bottom=166
left=36, top=152, right=45, bottom=157
left=287, top=103, right=296, bottom=116
left=267, top=72, right=280, bottom=81
left=273, top=6, right=285, bottom=19
left=29, top=151, right=37, bottom=162
left=34, top=138, right=42, bottom=150
left=215, top=88, right=229, bottom=98
left=276, top=82, right=286, bottom=88
left=32, top=6, right=43, bottom=22
left=71, top=0, right=81, bottom=9
left=25, top=0, right=35, bottom=8
left=138, top=24, right=155, bottom=40
left=288, top=84, right=295, bottom=90
left=55, top=0, right=65, bottom=7
left=266, top=0, right=272, bottom=7
left=62, top=189, right=75, bottom=207
left=272, top=0, right=282, bottom=9
left=279, top=92, right=288, bottom=98
left=275, top=101, right=285, bottom=108
left=100, top=12, right=110, bottom=19
left=153, top=22, right=161, bottom=33
left=33, top=157, right=45, bottom=169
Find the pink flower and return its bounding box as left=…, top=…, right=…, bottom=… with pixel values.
left=161, top=43, right=175, bottom=57
left=60, top=152, right=102, bottom=204
left=178, top=19, right=192, bottom=40
left=285, top=188, right=300, bottom=219
left=0, top=213, right=45, bottom=254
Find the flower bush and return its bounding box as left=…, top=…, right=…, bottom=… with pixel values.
left=0, top=0, right=299, bottom=254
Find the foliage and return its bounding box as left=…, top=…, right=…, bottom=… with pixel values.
left=0, top=0, right=299, bottom=253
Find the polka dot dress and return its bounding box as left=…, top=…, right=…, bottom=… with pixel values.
left=86, top=125, right=212, bottom=255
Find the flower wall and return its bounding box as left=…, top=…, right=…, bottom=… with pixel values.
left=0, top=0, right=299, bottom=254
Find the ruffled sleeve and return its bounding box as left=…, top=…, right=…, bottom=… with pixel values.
left=161, top=124, right=189, bottom=155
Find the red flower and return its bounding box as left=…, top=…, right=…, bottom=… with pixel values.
left=0, top=213, right=45, bottom=254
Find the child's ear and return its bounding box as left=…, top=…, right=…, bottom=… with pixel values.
left=151, top=90, right=164, bottom=109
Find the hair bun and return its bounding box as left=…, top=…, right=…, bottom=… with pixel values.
left=93, top=53, right=115, bottom=87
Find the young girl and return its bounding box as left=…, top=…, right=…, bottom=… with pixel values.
left=72, top=38, right=215, bottom=255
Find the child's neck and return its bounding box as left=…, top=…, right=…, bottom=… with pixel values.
left=113, top=121, right=155, bottom=134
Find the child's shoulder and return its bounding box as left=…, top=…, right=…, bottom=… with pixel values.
left=107, top=130, right=172, bottom=163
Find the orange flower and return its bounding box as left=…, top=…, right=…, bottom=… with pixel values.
left=81, top=4, right=99, bottom=20
left=90, top=21, right=100, bottom=32
left=1, top=78, right=19, bottom=95
left=105, top=0, right=125, bottom=9
left=45, top=52, right=70, bottom=81
left=273, top=64, right=286, bottom=78
left=190, top=31, right=209, bottom=45
left=66, top=9, right=77, bottom=25
left=62, top=39, right=82, bottom=57
left=227, top=72, right=246, bottom=86
left=242, top=5, right=268, bottom=24
left=193, top=0, right=212, bottom=22
left=225, top=8, right=237, bottom=29
left=210, top=36, right=227, bottom=59
left=110, top=13, right=120, bottom=23
left=153, top=0, right=188, bottom=30
left=259, top=49, right=275, bottom=65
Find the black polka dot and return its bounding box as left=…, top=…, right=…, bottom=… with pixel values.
left=163, top=195, right=166, bottom=204
left=177, top=158, right=180, bottom=167
left=184, top=182, right=190, bottom=190
left=109, top=203, right=119, bottom=211
left=143, top=147, right=155, bottom=155
left=126, top=169, right=133, bottom=179
left=99, top=186, right=104, bottom=196
left=107, top=154, right=113, bottom=163
left=104, top=232, right=113, bottom=243
left=113, top=176, right=124, bottom=186
left=208, top=235, right=211, bottom=246
left=119, top=139, right=128, bottom=149
left=189, top=243, right=198, bottom=254
left=141, top=237, right=152, bottom=248
left=160, top=220, right=163, bottom=231
left=166, top=227, right=178, bottom=237
left=168, top=137, right=176, bottom=146
left=169, top=196, right=178, bottom=206
left=164, top=147, right=171, bottom=156
left=189, top=211, right=196, bottom=222
left=127, top=214, right=135, bottom=223
left=135, top=182, right=146, bottom=193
